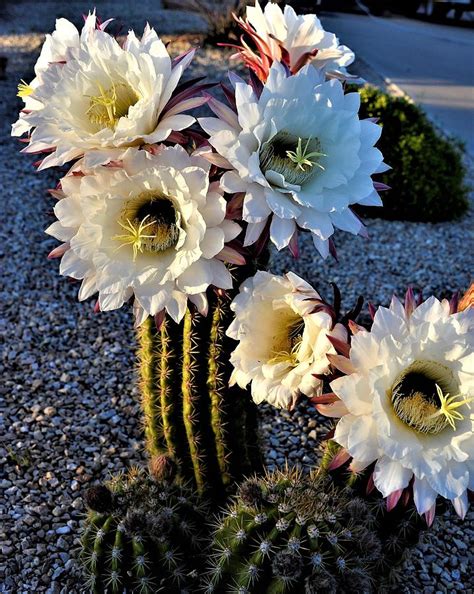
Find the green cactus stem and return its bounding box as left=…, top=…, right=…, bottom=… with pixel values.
left=204, top=464, right=427, bottom=593
left=137, top=286, right=262, bottom=498
left=81, top=465, right=209, bottom=594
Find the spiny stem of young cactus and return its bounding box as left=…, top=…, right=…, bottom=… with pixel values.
left=208, top=299, right=232, bottom=488
left=159, top=317, right=178, bottom=459
left=136, top=286, right=263, bottom=498
left=138, top=318, right=165, bottom=457
left=182, top=308, right=207, bottom=494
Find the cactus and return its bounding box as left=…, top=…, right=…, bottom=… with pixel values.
left=80, top=461, right=209, bottom=594
left=137, top=285, right=262, bottom=498
left=204, top=464, right=426, bottom=593
left=204, top=468, right=383, bottom=593
left=320, top=440, right=429, bottom=587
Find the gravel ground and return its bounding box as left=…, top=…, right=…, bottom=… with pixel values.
left=1, top=8, right=473, bottom=594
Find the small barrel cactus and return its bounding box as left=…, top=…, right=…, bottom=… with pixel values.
left=204, top=468, right=385, bottom=593
left=81, top=460, right=209, bottom=593
left=137, top=285, right=262, bottom=498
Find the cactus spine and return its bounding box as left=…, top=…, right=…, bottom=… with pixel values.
left=137, top=288, right=262, bottom=497
left=81, top=465, right=209, bottom=593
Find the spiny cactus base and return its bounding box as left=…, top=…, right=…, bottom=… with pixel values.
left=204, top=468, right=380, bottom=593
left=204, top=467, right=425, bottom=593
left=81, top=466, right=209, bottom=594
left=137, top=289, right=262, bottom=497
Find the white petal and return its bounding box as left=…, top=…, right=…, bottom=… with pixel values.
left=373, top=457, right=412, bottom=498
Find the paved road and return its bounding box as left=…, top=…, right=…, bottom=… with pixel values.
left=321, top=12, right=474, bottom=154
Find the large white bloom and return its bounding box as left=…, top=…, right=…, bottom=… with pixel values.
left=227, top=271, right=346, bottom=408
left=46, top=145, right=241, bottom=325
left=245, top=0, right=356, bottom=80
left=14, top=13, right=97, bottom=132
left=199, top=63, right=387, bottom=257
left=13, top=17, right=198, bottom=169
left=330, top=296, right=474, bottom=518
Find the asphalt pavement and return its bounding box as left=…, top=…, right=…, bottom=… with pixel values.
left=321, top=11, right=474, bottom=154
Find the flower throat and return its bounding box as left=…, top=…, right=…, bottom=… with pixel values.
left=260, top=131, right=325, bottom=186
left=390, top=360, right=471, bottom=435
left=114, top=192, right=180, bottom=261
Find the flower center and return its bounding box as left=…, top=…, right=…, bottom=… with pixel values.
left=259, top=131, right=325, bottom=186
left=390, top=360, right=471, bottom=435
left=113, top=192, right=180, bottom=261
left=86, top=82, right=139, bottom=130
left=268, top=317, right=304, bottom=367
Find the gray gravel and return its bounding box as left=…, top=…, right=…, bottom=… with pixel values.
left=1, top=7, right=473, bottom=593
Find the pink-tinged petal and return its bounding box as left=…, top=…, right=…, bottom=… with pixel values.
left=215, top=246, right=246, bottom=266
left=310, top=393, right=338, bottom=404
left=154, top=309, right=166, bottom=331
left=326, top=334, right=350, bottom=358
left=424, top=503, right=437, bottom=527
left=366, top=472, right=375, bottom=494
left=316, top=401, right=349, bottom=418
left=452, top=492, right=469, bottom=520
left=327, top=354, right=356, bottom=375
left=348, top=320, right=365, bottom=335
left=373, top=181, right=391, bottom=192
left=288, top=230, right=299, bottom=258
left=48, top=188, right=66, bottom=200
left=200, top=151, right=233, bottom=169
left=48, top=242, right=69, bottom=259
left=164, top=96, right=208, bottom=118
left=386, top=489, right=404, bottom=512
left=404, top=286, right=416, bottom=317
left=226, top=192, right=245, bottom=219
left=203, top=93, right=239, bottom=128
left=368, top=302, right=376, bottom=320
left=328, top=448, right=351, bottom=471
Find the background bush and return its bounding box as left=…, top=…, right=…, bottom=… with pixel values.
left=356, top=85, right=469, bottom=222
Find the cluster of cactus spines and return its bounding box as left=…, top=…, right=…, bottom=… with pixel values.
left=203, top=468, right=386, bottom=594
left=137, top=287, right=262, bottom=497
left=320, top=440, right=428, bottom=586
left=81, top=459, right=209, bottom=593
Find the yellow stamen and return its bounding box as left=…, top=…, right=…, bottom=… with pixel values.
left=17, top=79, right=33, bottom=98
left=86, top=82, right=139, bottom=129
left=268, top=336, right=303, bottom=367
left=286, top=137, right=326, bottom=172
left=113, top=215, right=156, bottom=262
left=428, top=385, right=473, bottom=431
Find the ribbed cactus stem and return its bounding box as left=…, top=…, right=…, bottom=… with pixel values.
left=138, top=318, right=164, bottom=457
left=159, top=317, right=180, bottom=460
left=182, top=308, right=207, bottom=493
left=136, top=288, right=263, bottom=497
left=208, top=297, right=232, bottom=487
left=81, top=467, right=209, bottom=593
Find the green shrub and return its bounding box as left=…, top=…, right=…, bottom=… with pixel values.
left=356, top=85, right=469, bottom=222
